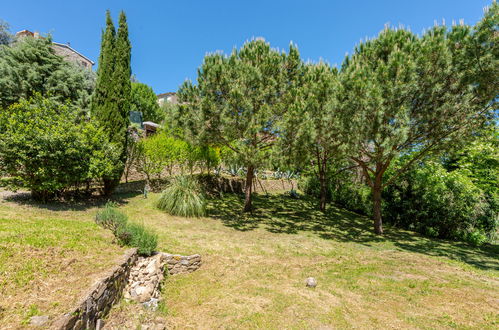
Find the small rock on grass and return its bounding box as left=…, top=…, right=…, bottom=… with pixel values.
left=143, top=298, right=159, bottom=311
left=305, top=277, right=317, bottom=288
left=30, top=315, right=49, bottom=327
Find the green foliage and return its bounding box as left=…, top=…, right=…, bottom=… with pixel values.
left=112, top=11, right=132, bottom=145
left=91, top=10, right=131, bottom=193
left=125, top=222, right=158, bottom=256
left=301, top=174, right=371, bottom=216
left=131, top=82, right=163, bottom=123
left=0, top=35, right=95, bottom=109
left=95, top=202, right=130, bottom=244
left=184, top=144, right=221, bottom=174
left=95, top=203, right=158, bottom=256
left=443, top=127, right=498, bottom=199
left=135, top=131, right=187, bottom=180
left=341, top=17, right=498, bottom=233
left=280, top=62, right=351, bottom=210
left=135, top=131, right=221, bottom=180
left=0, top=19, right=12, bottom=45
left=157, top=176, right=206, bottom=217
left=0, top=95, right=113, bottom=200
left=178, top=39, right=301, bottom=211
left=383, top=162, right=496, bottom=244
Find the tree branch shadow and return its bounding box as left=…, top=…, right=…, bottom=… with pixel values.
left=1, top=187, right=143, bottom=211
left=207, top=193, right=499, bottom=272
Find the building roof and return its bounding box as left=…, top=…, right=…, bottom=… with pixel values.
left=157, top=92, right=176, bottom=98
left=52, top=42, right=95, bottom=65
left=142, top=121, right=161, bottom=128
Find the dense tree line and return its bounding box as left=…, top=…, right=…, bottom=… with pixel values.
left=0, top=4, right=496, bottom=243
left=178, top=3, right=498, bottom=236
left=0, top=11, right=131, bottom=199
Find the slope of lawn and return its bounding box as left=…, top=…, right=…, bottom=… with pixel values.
left=0, top=190, right=127, bottom=328
left=107, top=192, right=499, bottom=329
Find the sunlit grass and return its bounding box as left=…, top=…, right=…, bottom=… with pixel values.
left=2, top=188, right=498, bottom=329
left=108, top=192, right=498, bottom=329
left=0, top=193, right=124, bottom=327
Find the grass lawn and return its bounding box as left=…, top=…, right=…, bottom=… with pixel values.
left=0, top=190, right=127, bottom=328
left=109, top=192, right=499, bottom=329
left=1, top=188, right=498, bottom=329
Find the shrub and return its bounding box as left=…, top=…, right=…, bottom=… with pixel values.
left=330, top=182, right=372, bottom=217
left=301, top=175, right=371, bottom=216
left=95, top=203, right=158, bottom=255
left=95, top=202, right=130, bottom=244
left=0, top=95, right=115, bottom=201
left=135, top=131, right=189, bottom=181
left=383, top=162, right=494, bottom=244
left=126, top=222, right=158, bottom=256
left=157, top=176, right=206, bottom=217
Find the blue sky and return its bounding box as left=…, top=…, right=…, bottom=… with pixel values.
left=1, top=0, right=492, bottom=94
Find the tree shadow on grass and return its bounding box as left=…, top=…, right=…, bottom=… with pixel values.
left=207, top=193, right=499, bottom=272
left=1, top=188, right=142, bottom=212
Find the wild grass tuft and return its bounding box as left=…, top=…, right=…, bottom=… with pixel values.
left=157, top=176, right=206, bottom=217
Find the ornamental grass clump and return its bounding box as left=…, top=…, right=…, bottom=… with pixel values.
left=157, top=176, right=206, bottom=217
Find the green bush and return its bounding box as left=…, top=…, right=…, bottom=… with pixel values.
left=301, top=160, right=497, bottom=245
left=301, top=175, right=371, bottom=216
left=95, top=203, right=158, bottom=255
left=383, top=162, right=495, bottom=244
left=95, top=202, right=130, bottom=244
left=126, top=222, right=158, bottom=256
left=0, top=95, right=115, bottom=201
left=330, top=182, right=372, bottom=217
left=157, top=176, right=206, bottom=217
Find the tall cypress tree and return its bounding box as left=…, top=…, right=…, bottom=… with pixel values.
left=113, top=11, right=131, bottom=162
left=92, top=10, right=115, bottom=125
left=91, top=10, right=131, bottom=194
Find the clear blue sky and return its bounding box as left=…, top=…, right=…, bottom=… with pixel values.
left=1, top=0, right=492, bottom=94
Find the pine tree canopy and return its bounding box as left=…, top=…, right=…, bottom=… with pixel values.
left=340, top=4, right=498, bottom=233
left=177, top=39, right=301, bottom=211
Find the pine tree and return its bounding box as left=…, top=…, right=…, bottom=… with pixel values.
left=178, top=40, right=301, bottom=212
left=342, top=7, right=498, bottom=235
left=280, top=62, right=351, bottom=212
left=0, top=36, right=94, bottom=109
left=91, top=10, right=131, bottom=194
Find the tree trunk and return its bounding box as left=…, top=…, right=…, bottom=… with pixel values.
left=316, top=149, right=329, bottom=212
left=319, top=169, right=327, bottom=212
left=243, top=165, right=255, bottom=212
left=372, top=176, right=383, bottom=235
left=103, top=177, right=119, bottom=196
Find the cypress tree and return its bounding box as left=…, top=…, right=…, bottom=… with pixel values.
left=112, top=10, right=131, bottom=150
left=91, top=10, right=131, bottom=194
left=92, top=10, right=115, bottom=125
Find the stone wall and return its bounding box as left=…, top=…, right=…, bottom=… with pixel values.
left=51, top=250, right=201, bottom=329
left=124, top=253, right=202, bottom=308
left=52, top=43, right=94, bottom=70
left=53, top=248, right=138, bottom=330
left=162, top=253, right=202, bottom=275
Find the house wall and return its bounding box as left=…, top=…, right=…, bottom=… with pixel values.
left=52, top=44, right=93, bottom=69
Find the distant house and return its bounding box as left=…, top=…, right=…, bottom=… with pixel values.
left=157, top=92, right=178, bottom=106
left=15, top=30, right=94, bottom=70
left=143, top=121, right=160, bottom=136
